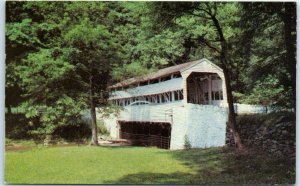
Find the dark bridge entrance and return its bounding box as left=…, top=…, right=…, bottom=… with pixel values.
left=118, top=121, right=171, bottom=149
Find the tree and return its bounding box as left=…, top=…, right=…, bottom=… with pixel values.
left=144, top=2, right=245, bottom=151
left=62, top=18, right=121, bottom=145
left=236, top=2, right=296, bottom=109
left=7, top=2, right=128, bottom=144
left=6, top=2, right=48, bottom=114
left=6, top=2, right=69, bottom=137
left=141, top=2, right=296, bottom=151
left=280, top=3, right=296, bottom=110
left=241, top=76, right=286, bottom=105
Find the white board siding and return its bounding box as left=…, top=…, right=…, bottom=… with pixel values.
left=185, top=104, right=228, bottom=148
left=170, top=106, right=188, bottom=149
left=119, top=101, right=183, bottom=122
left=100, top=103, right=228, bottom=150
left=169, top=104, right=228, bottom=149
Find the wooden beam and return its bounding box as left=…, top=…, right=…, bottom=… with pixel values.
left=208, top=75, right=212, bottom=104
left=171, top=91, right=175, bottom=102
left=182, top=76, right=188, bottom=104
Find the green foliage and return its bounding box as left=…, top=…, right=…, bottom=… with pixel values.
left=53, top=122, right=91, bottom=142
left=64, top=19, right=111, bottom=47
left=5, top=113, right=38, bottom=139
left=233, top=3, right=296, bottom=109
left=184, top=135, right=192, bottom=150
left=5, top=138, right=13, bottom=145
left=241, top=76, right=288, bottom=106
left=5, top=138, right=37, bottom=146
left=17, top=96, right=85, bottom=137
left=6, top=2, right=132, bottom=137
left=16, top=48, right=75, bottom=95
left=232, top=92, right=245, bottom=103
left=6, top=2, right=296, bottom=139
left=237, top=111, right=295, bottom=128
left=112, top=62, right=156, bottom=82
left=146, top=2, right=295, bottom=109
left=97, top=119, right=109, bottom=135
left=97, top=102, right=124, bottom=118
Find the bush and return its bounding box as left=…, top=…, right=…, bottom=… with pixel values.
left=5, top=138, right=13, bottom=145
left=53, top=122, right=91, bottom=142
left=6, top=111, right=110, bottom=143
left=184, top=135, right=192, bottom=150
left=5, top=113, right=40, bottom=139
left=236, top=111, right=295, bottom=128
left=97, top=119, right=109, bottom=135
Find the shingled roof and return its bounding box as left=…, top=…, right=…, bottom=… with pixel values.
left=108, top=60, right=199, bottom=89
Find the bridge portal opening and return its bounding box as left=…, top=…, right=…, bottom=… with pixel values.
left=187, top=72, right=223, bottom=105
left=119, top=121, right=171, bottom=149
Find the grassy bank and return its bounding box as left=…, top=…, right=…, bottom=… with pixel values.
left=5, top=145, right=295, bottom=184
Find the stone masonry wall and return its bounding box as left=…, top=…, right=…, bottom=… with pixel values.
left=226, top=112, right=296, bottom=157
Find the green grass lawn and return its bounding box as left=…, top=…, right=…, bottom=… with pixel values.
left=5, top=145, right=295, bottom=184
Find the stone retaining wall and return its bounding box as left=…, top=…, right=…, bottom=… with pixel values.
left=226, top=112, right=295, bottom=157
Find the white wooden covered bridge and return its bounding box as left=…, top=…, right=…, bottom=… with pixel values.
left=100, top=58, right=228, bottom=150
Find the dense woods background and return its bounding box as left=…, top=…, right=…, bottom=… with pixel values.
left=5, top=2, right=296, bottom=143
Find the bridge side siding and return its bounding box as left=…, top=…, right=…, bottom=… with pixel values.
left=99, top=103, right=228, bottom=150
left=170, top=104, right=227, bottom=150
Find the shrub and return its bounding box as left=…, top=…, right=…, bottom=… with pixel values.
left=184, top=135, right=192, bottom=150
left=53, top=122, right=91, bottom=142
left=237, top=111, right=295, bottom=128
left=97, top=119, right=109, bottom=135
left=5, top=113, right=39, bottom=139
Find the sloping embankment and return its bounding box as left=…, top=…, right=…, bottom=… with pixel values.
left=226, top=111, right=295, bottom=157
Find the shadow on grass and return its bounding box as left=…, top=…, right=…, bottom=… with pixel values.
left=105, top=147, right=295, bottom=184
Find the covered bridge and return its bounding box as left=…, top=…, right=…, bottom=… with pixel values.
left=100, top=58, right=228, bottom=150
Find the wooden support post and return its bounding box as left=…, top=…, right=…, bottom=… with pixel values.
left=118, top=121, right=121, bottom=139
left=166, top=93, right=169, bottom=102
left=208, top=75, right=212, bottom=105
left=182, top=76, right=188, bottom=105
left=194, top=79, right=198, bottom=104
left=171, top=91, right=175, bottom=102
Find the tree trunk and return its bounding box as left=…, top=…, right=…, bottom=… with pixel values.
left=281, top=3, right=296, bottom=111
left=211, top=14, right=245, bottom=152
left=223, top=65, right=244, bottom=151
left=7, top=105, right=12, bottom=115
left=89, top=76, right=98, bottom=146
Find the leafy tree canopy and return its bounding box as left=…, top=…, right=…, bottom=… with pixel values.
left=6, top=2, right=296, bottom=141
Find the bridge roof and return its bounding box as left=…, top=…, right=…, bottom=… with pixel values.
left=109, top=78, right=183, bottom=100
left=108, top=60, right=197, bottom=89
left=108, top=58, right=223, bottom=90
